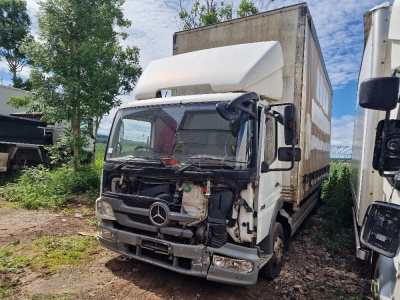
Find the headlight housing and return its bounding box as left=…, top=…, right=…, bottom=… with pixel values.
left=95, top=198, right=116, bottom=220
left=212, top=254, right=254, bottom=273
left=98, top=227, right=115, bottom=240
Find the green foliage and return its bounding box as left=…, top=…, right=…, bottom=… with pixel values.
left=0, top=0, right=31, bottom=85
left=178, top=0, right=233, bottom=30
left=95, top=142, right=107, bottom=162
left=0, top=172, right=20, bottom=186
left=311, top=163, right=354, bottom=251
left=45, top=126, right=92, bottom=166
left=237, top=0, right=259, bottom=17
left=1, top=163, right=101, bottom=209
left=19, top=0, right=142, bottom=170
left=11, top=76, right=32, bottom=90
left=7, top=93, right=35, bottom=109
left=178, top=0, right=274, bottom=30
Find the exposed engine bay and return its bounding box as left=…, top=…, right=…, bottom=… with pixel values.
left=103, top=174, right=255, bottom=247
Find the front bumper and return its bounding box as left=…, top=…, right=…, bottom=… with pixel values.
left=98, top=220, right=260, bottom=285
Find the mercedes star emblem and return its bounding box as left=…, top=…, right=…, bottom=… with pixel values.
left=149, top=202, right=169, bottom=227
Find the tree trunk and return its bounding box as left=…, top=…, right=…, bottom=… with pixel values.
left=91, top=117, right=102, bottom=163
left=71, top=114, right=81, bottom=170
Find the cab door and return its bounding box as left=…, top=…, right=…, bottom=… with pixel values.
left=256, top=105, right=282, bottom=244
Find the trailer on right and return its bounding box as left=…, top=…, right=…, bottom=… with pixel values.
left=351, top=0, right=400, bottom=299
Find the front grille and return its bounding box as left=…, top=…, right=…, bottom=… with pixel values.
left=128, top=214, right=153, bottom=226
left=105, top=192, right=192, bottom=241
left=142, top=240, right=169, bottom=253
left=136, top=247, right=192, bottom=271
left=104, top=191, right=163, bottom=209
left=104, top=191, right=181, bottom=212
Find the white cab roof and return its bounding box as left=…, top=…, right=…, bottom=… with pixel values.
left=135, top=41, right=283, bottom=101
left=121, top=92, right=245, bottom=109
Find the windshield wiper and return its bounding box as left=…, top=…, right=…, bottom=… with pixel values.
left=174, top=162, right=201, bottom=175
left=174, top=156, right=246, bottom=175
left=112, top=156, right=166, bottom=171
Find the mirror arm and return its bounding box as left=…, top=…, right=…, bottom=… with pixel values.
left=262, top=102, right=298, bottom=173
left=216, top=92, right=258, bottom=121
left=226, top=92, right=258, bottom=118
left=266, top=161, right=294, bottom=172
left=265, top=144, right=296, bottom=172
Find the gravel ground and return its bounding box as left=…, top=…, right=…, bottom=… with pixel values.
left=0, top=199, right=372, bottom=300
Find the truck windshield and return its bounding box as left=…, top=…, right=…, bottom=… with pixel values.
left=106, top=103, right=253, bottom=170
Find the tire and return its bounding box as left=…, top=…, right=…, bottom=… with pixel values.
left=260, top=222, right=285, bottom=280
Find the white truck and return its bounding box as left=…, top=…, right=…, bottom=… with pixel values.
left=96, top=3, right=332, bottom=285
left=351, top=0, right=400, bottom=299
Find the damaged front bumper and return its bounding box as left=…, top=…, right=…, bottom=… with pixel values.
left=98, top=220, right=260, bottom=285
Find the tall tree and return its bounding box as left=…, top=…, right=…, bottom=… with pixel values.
left=14, top=0, right=142, bottom=170
left=0, top=0, right=31, bottom=88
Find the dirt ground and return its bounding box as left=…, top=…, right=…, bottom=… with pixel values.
left=0, top=199, right=372, bottom=300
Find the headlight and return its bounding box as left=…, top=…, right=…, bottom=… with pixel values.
left=95, top=198, right=116, bottom=220
left=98, top=228, right=114, bottom=240
left=212, top=255, right=254, bottom=273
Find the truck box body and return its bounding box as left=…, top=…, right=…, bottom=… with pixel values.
left=351, top=1, right=400, bottom=299
left=172, top=3, right=332, bottom=206
left=96, top=3, right=332, bottom=285
left=0, top=114, right=47, bottom=145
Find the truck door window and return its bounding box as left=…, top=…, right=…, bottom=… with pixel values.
left=264, top=115, right=277, bottom=165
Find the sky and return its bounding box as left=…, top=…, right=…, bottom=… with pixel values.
left=0, top=0, right=391, bottom=146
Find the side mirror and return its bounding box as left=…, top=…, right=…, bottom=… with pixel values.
left=372, top=120, right=400, bottom=173
left=359, top=77, right=399, bottom=111
left=216, top=102, right=240, bottom=121
left=216, top=92, right=258, bottom=121
left=360, top=201, right=400, bottom=258
left=284, top=105, right=298, bottom=145
left=278, top=147, right=301, bottom=162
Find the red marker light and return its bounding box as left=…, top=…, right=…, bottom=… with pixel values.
left=202, top=185, right=208, bottom=194
left=163, top=157, right=178, bottom=165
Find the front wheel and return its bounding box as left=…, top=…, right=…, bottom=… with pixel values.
left=260, top=222, right=285, bottom=280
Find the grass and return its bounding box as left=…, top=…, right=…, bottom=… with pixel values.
left=0, top=143, right=107, bottom=210
left=0, top=235, right=99, bottom=298
left=0, top=235, right=99, bottom=274
left=0, top=144, right=106, bottom=298
left=307, top=162, right=354, bottom=252
left=0, top=164, right=102, bottom=209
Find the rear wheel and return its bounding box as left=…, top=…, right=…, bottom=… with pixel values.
left=260, top=222, right=285, bottom=280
